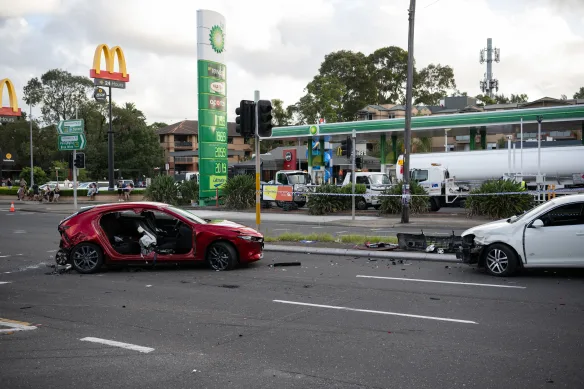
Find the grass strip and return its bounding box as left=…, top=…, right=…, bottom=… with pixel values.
left=264, top=232, right=398, bottom=245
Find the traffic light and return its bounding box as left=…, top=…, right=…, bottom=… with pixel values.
left=339, top=136, right=352, bottom=158
left=74, top=153, right=85, bottom=169
left=68, top=153, right=74, bottom=169
left=257, top=100, right=273, bottom=137
left=235, top=100, right=255, bottom=138
left=356, top=156, right=363, bottom=169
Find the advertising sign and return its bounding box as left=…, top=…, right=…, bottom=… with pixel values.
left=197, top=10, right=228, bottom=200
left=262, top=185, right=293, bottom=202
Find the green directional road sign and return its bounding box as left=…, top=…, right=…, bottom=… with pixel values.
left=57, top=119, right=85, bottom=135
left=58, top=133, right=87, bottom=151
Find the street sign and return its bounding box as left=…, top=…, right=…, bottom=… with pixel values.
left=94, top=78, right=126, bottom=89
left=58, top=133, right=87, bottom=151
left=93, top=87, right=107, bottom=102
left=0, top=116, right=16, bottom=123
left=57, top=119, right=85, bottom=135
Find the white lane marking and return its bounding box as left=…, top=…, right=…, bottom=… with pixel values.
left=311, top=226, right=324, bottom=229
left=13, top=230, right=26, bottom=234
left=146, top=285, right=152, bottom=288
left=0, top=320, right=37, bottom=333
left=0, top=282, right=11, bottom=285
left=0, top=255, right=10, bottom=258
left=272, top=229, right=289, bottom=231
left=372, top=230, right=395, bottom=234
left=335, top=231, right=348, bottom=234
left=46, top=250, right=57, bottom=253
left=356, top=275, right=526, bottom=289
left=273, top=300, right=477, bottom=324
left=80, top=337, right=154, bottom=353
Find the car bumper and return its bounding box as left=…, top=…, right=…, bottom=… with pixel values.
left=456, top=239, right=483, bottom=264
left=239, top=241, right=264, bottom=263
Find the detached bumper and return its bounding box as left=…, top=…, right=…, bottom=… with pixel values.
left=456, top=240, right=483, bottom=264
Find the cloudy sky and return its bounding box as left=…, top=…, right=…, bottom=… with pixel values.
left=1, top=0, right=583, bottom=125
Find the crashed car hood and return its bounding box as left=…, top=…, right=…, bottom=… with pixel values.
left=208, top=220, right=261, bottom=235
left=461, top=219, right=511, bottom=237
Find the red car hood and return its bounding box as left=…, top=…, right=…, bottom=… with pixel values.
left=208, top=220, right=261, bottom=235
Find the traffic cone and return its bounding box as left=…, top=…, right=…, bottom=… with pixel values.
left=9, top=202, right=15, bottom=212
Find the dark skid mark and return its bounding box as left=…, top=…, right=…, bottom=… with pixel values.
left=220, top=284, right=240, bottom=289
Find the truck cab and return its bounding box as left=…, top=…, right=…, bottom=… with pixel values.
left=341, top=172, right=392, bottom=210
left=272, top=170, right=312, bottom=207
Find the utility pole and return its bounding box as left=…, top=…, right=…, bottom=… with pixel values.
left=73, top=106, right=78, bottom=209
left=351, top=129, right=356, bottom=221
left=402, top=0, right=416, bottom=224
left=29, top=104, right=34, bottom=187
left=108, top=86, right=114, bottom=191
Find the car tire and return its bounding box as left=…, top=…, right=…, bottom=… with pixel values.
left=295, top=201, right=306, bottom=208
left=483, top=243, right=518, bottom=277
left=356, top=197, right=368, bottom=210
left=207, top=241, right=238, bottom=271
left=71, top=243, right=104, bottom=274
left=374, top=204, right=381, bottom=210
left=429, top=197, right=441, bottom=212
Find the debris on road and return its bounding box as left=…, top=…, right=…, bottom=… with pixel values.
left=271, top=262, right=302, bottom=267
left=354, top=242, right=398, bottom=251
left=397, top=231, right=462, bottom=254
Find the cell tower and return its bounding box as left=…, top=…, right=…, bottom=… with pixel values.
left=479, top=38, right=500, bottom=97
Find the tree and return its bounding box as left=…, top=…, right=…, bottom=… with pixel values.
left=19, top=167, right=48, bottom=186
left=368, top=46, right=409, bottom=104
left=413, top=137, right=432, bottom=153
left=149, top=122, right=169, bottom=131
left=271, top=99, right=293, bottom=126
left=573, top=87, right=584, bottom=99
left=26, top=69, right=94, bottom=124
left=509, top=94, right=528, bottom=103
left=413, top=64, right=457, bottom=105
left=560, top=94, right=568, bottom=100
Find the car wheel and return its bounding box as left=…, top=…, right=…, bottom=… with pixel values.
left=429, top=197, right=440, bottom=212
left=207, top=241, right=238, bottom=271
left=356, top=197, right=368, bottom=210
left=374, top=204, right=381, bottom=210
left=484, top=243, right=518, bottom=277
left=295, top=201, right=306, bottom=208
left=71, top=243, right=104, bottom=274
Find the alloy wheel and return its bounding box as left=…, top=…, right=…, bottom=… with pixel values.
left=208, top=246, right=230, bottom=270
left=486, top=248, right=508, bottom=275
left=73, top=246, right=99, bottom=272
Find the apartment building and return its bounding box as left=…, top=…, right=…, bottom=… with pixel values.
left=156, top=120, right=253, bottom=175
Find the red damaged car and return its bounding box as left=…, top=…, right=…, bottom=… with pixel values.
left=55, top=202, right=264, bottom=274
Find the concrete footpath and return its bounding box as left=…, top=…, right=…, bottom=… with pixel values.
left=0, top=199, right=488, bottom=229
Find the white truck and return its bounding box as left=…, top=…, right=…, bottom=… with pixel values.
left=396, top=145, right=584, bottom=211
left=341, top=172, right=393, bottom=210
left=271, top=170, right=312, bottom=207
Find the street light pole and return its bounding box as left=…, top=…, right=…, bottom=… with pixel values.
left=108, top=86, right=114, bottom=191
left=402, top=0, right=416, bottom=224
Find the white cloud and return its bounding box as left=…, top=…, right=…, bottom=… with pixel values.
left=0, top=0, right=582, bottom=124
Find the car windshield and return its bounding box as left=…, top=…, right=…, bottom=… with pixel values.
left=287, top=173, right=311, bottom=185
left=508, top=199, right=558, bottom=223
left=167, top=206, right=208, bottom=224
left=369, top=174, right=391, bottom=185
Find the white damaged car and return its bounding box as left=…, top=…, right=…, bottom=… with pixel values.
left=457, top=194, right=584, bottom=277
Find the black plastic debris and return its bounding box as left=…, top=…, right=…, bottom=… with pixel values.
left=397, top=231, right=462, bottom=253
left=271, top=262, right=301, bottom=267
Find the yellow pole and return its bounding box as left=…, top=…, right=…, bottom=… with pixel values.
left=256, top=172, right=261, bottom=228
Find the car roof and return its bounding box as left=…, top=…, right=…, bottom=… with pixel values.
left=552, top=193, right=584, bottom=205
left=82, top=201, right=171, bottom=213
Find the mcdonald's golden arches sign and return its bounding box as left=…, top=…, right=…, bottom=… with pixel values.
left=89, top=44, right=130, bottom=82
left=0, top=78, right=22, bottom=117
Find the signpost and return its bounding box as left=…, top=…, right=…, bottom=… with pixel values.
left=93, top=87, right=107, bottom=102
left=57, top=116, right=86, bottom=209
left=58, top=133, right=87, bottom=150
left=197, top=10, right=228, bottom=204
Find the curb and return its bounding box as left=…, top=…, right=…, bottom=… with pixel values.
left=264, top=244, right=461, bottom=263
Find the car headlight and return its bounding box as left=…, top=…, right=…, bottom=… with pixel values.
left=238, top=235, right=263, bottom=242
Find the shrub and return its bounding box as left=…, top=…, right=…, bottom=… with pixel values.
left=19, top=167, right=48, bottom=186
left=340, top=184, right=367, bottom=209
left=465, top=180, right=533, bottom=219
left=0, top=187, right=19, bottom=196
left=379, top=180, right=429, bottom=215
left=308, top=184, right=344, bottom=215
left=144, top=175, right=179, bottom=205
left=222, top=175, right=255, bottom=210
left=179, top=180, right=199, bottom=205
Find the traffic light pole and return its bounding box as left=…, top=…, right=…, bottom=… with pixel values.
left=351, top=129, right=356, bottom=221
left=73, top=108, right=78, bottom=209
left=254, top=90, right=261, bottom=232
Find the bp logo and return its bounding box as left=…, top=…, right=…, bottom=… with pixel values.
left=209, top=25, right=225, bottom=54
left=309, top=125, right=319, bottom=135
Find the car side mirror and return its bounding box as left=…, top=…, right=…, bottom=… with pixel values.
left=532, top=219, right=544, bottom=228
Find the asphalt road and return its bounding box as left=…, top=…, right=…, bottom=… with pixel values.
left=1, top=211, right=584, bottom=388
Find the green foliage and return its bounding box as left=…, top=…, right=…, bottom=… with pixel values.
left=308, top=184, right=344, bottom=215
left=307, top=184, right=367, bottom=215
left=379, top=180, right=429, bottom=215
left=465, top=180, right=533, bottom=219
left=414, top=63, right=457, bottom=106
left=179, top=180, right=199, bottom=205
left=144, top=175, right=179, bottom=205
left=574, top=87, right=584, bottom=100
left=222, top=175, right=255, bottom=210
left=0, top=187, right=19, bottom=195
left=19, top=167, right=48, bottom=186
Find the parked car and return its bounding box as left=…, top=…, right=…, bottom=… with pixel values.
left=457, top=194, right=584, bottom=276
left=55, top=201, right=264, bottom=274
